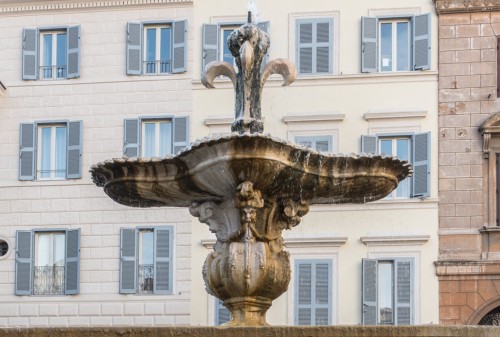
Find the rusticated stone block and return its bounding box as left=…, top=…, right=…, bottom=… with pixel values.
left=456, top=24, right=480, bottom=38
left=472, top=12, right=491, bottom=24
left=440, top=13, right=471, bottom=26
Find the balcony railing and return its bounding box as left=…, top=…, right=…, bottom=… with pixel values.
left=144, top=60, right=171, bottom=75
left=138, top=264, right=154, bottom=294
left=40, top=65, right=67, bottom=79
left=33, top=266, right=65, bottom=295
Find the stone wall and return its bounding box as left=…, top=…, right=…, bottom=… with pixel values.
left=0, top=326, right=499, bottom=337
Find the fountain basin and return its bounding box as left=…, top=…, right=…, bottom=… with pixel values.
left=90, top=132, right=412, bottom=208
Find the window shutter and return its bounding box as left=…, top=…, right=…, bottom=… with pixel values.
left=154, top=227, right=172, bottom=294
left=315, top=19, right=332, bottom=74
left=126, top=22, right=142, bottom=75
left=15, top=231, right=33, bottom=295
left=123, top=118, right=140, bottom=157
left=120, top=228, right=137, bottom=294
left=412, top=132, right=430, bottom=197
left=66, top=121, right=82, bottom=179
left=314, top=262, right=331, bottom=325
left=172, top=20, right=187, bottom=73
left=361, top=17, right=378, bottom=73
left=65, top=229, right=80, bottom=295
left=215, top=298, right=231, bottom=325
left=361, top=135, right=377, bottom=154
left=66, top=25, right=81, bottom=78
left=395, top=259, right=413, bottom=325
left=173, top=116, right=189, bottom=154
left=413, top=13, right=431, bottom=70
left=362, top=258, right=378, bottom=325
left=295, top=261, right=313, bottom=325
left=22, top=28, right=38, bottom=80
left=257, top=21, right=270, bottom=66
left=202, top=24, right=218, bottom=71
left=297, top=20, right=313, bottom=74
left=19, top=123, right=36, bottom=180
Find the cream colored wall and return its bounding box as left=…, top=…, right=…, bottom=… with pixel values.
left=191, top=0, right=439, bottom=326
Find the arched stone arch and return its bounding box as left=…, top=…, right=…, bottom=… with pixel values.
left=467, top=296, right=500, bottom=325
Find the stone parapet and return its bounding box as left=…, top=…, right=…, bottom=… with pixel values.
left=0, top=326, right=499, bottom=337
left=434, top=0, right=500, bottom=15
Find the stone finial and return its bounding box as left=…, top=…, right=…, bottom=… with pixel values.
left=201, top=13, right=297, bottom=134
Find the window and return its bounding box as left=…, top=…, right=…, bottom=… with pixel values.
left=215, top=298, right=231, bottom=325
left=22, top=26, right=80, bottom=80
left=362, top=258, right=414, bottom=325
left=0, top=238, right=9, bottom=258
left=296, top=18, right=333, bottom=75
left=120, top=227, right=173, bottom=294
left=15, top=229, right=80, bottom=295
left=123, top=116, right=189, bottom=157
left=19, top=121, right=83, bottom=181
left=202, top=21, right=269, bottom=71
left=361, top=132, right=430, bottom=198
left=295, top=135, right=333, bottom=152
left=126, top=20, right=186, bottom=75
left=361, top=13, right=430, bottom=73
left=294, top=259, right=332, bottom=325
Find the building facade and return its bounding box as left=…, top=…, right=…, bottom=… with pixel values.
left=0, top=0, right=439, bottom=327
left=434, top=0, right=500, bottom=325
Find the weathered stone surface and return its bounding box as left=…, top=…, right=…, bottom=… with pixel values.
left=0, top=326, right=499, bottom=337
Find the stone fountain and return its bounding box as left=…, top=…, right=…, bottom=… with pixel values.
left=90, top=13, right=412, bottom=326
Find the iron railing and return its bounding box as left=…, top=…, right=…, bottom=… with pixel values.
left=33, top=266, right=65, bottom=295
left=144, top=60, right=171, bottom=75
left=138, top=264, right=154, bottom=294
left=40, top=65, right=67, bottom=79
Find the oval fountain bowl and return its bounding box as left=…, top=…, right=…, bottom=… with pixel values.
left=90, top=133, right=413, bottom=208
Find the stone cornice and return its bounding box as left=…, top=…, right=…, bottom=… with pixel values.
left=434, top=0, right=500, bottom=15
left=360, top=235, right=430, bottom=246
left=0, top=0, right=192, bottom=13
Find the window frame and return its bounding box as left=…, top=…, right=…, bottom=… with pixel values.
left=378, top=18, right=411, bottom=72
left=295, top=135, right=334, bottom=153
left=127, top=20, right=187, bottom=76
left=143, top=23, right=173, bottom=75
left=36, top=123, right=67, bottom=181
left=296, top=18, right=333, bottom=75
left=15, top=229, right=80, bottom=296
left=119, top=226, right=174, bottom=295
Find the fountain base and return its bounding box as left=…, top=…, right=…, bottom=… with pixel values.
left=223, top=296, right=271, bottom=326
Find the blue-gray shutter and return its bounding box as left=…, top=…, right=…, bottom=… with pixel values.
left=22, top=28, right=38, bottom=80
left=257, top=21, right=270, bottom=66
left=172, top=20, right=187, bottom=73
left=173, top=116, right=189, bottom=154
left=413, top=14, right=431, bottom=71
left=412, top=132, right=430, bottom=197
left=124, top=118, right=140, bottom=157
left=127, top=22, right=142, bottom=75
left=295, top=260, right=331, bottom=326
left=215, top=298, right=231, bottom=325
left=395, top=259, right=413, bottom=325
left=64, top=229, right=80, bottom=295
left=315, top=19, right=332, bottom=74
left=66, top=121, right=82, bottom=179
left=361, top=17, right=378, bottom=73
left=120, top=228, right=137, bottom=294
left=361, top=135, right=377, bottom=154
left=362, top=259, right=378, bottom=325
left=202, top=24, right=218, bottom=71
left=154, top=227, right=172, bottom=294
left=15, top=231, right=33, bottom=295
left=295, top=135, right=333, bottom=152
left=19, top=123, right=36, bottom=180
left=66, top=25, right=81, bottom=78
left=297, top=20, right=313, bottom=74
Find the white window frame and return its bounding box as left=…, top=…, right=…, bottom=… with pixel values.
left=378, top=18, right=411, bottom=72
left=288, top=129, right=340, bottom=154
left=378, top=135, right=412, bottom=199
left=143, top=23, right=172, bottom=75
left=288, top=11, right=340, bottom=76
left=39, top=30, right=67, bottom=80
left=141, top=119, right=173, bottom=157
left=36, top=123, right=67, bottom=180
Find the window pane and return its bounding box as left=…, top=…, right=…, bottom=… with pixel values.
left=159, top=122, right=172, bottom=156
left=56, top=33, right=67, bottom=66
left=315, top=140, right=330, bottom=152
left=140, top=230, right=154, bottom=265
left=160, top=27, right=171, bottom=73
left=53, top=233, right=65, bottom=266
left=380, top=23, right=392, bottom=72
left=146, top=29, right=156, bottom=62
left=55, top=126, right=66, bottom=178
left=223, top=29, right=233, bottom=64
left=378, top=262, right=394, bottom=324
left=380, top=139, right=392, bottom=156
left=43, top=34, right=53, bottom=67
left=396, top=22, right=409, bottom=71
left=37, top=234, right=51, bottom=266
left=395, top=139, right=410, bottom=197
left=144, top=123, right=156, bottom=157
left=40, top=127, right=52, bottom=178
